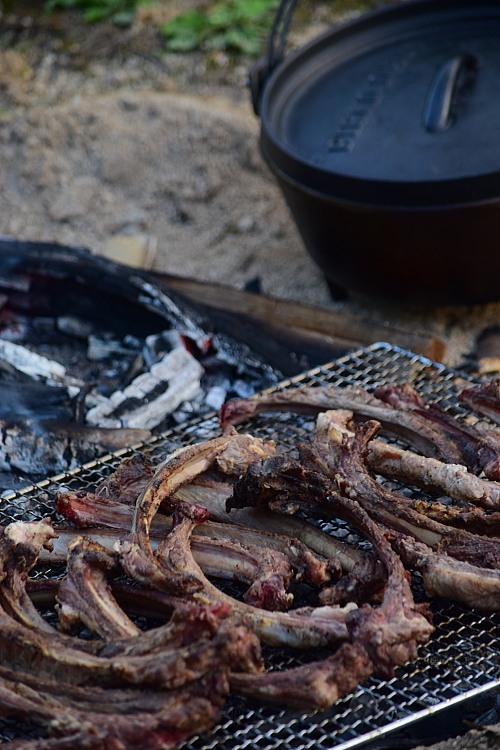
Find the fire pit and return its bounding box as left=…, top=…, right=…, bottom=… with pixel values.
left=0, top=239, right=279, bottom=489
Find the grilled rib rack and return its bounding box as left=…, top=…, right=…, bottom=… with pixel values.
left=1, top=342, right=500, bottom=748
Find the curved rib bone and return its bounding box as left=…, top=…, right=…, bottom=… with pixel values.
left=374, top=383, right=500, bottom=480
left=228, top=481, right=433, bottom=708
left=121, top=434, right=354, bottom=648
left=119, top=498, right=352, bottom=648
left=219, top=386, right=481, bottom=469
left=299, top=423, right=500, bottom=571
left=56, top=536, right=141, bottom=639
left=42, top=526, right=299, bottom=611
left=317, top=409, right=500, bottom=510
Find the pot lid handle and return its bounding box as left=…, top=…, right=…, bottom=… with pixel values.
left=423, top=53, right=479, bottom=132
left=249, top=0, right=298, bottom=115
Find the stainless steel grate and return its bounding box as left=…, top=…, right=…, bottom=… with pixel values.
left=1, top=342, right=499, bottom=749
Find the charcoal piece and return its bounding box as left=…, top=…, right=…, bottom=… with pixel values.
left=0, top=381, right=73, bottom=421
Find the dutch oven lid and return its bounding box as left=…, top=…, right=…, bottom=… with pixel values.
left=259, top=0, right=500, bottom=207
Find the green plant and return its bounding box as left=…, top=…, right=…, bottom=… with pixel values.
left=44, top=0, right=144, bottom=24
left=161, top=0, right=279, bottom=55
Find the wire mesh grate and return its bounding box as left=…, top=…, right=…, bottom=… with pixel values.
left=1, top=342, right=499, bottom=748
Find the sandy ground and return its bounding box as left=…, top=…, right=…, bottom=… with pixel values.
left=0, top=84, right=332, bottom=306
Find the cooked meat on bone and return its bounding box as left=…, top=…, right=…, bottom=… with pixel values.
left=174, top=475, right=349, bottom=581
left=119, top=492, right=353, bottom=649
left=0, top=520, right=58, bottom=633
left=0, top=667, right=229, bottom=750
left=12, top=531, right=255, bottom=664
left=229, top=481, right=433, bottom=708
left=9, top=376, right=500, bottom=735
left=56, top=536, right=141, bottom=639
left=55, top=520, right=295, bottom=612
left=57, top=432, right=354, bottom=587
left=219, top=386, right=485, bottom=469
left=28, top=577, right=185, bottom=626
left=317, top=409, right=500, bottom=509
left=459, top=377, right=500, bottom=425
left=229, top=642, right=373, bottom=710
left=94, top=452, right=155, bottom=505
left=0, top=521, right=262, bottom=680
left=408, top=500, right=500, bottom=536
left=55, top=489, right=338, bottom=589
left=0, top=520, right=264, bottom=749
left=318, top=410, right=500, bottom=536
left=120, top=433, right=355, bottom=646
left=391, top=533, right=500, bottom=611
left=374, top=383, right=500, bottom=480
left=300, top=423, right=500, bottom=571
left=0, top=593, right=257, bottom=690
left=230, top=424, right=500, bottom=609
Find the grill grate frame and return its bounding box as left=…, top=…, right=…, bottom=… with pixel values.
left=1, top=341, right=499, bottom=748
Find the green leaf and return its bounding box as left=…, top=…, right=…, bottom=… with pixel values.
left=160, top=0, right=278, bottom=55
left=223, top=25, right=261, bottom=53
left=162, top=11, right=208, bottom=36
left=233, top=0, right=276, bottom=21
left=207, top=3, right=237, bottom=27
left=83, top=7, right=111, bottom=21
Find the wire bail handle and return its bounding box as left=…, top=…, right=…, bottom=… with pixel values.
left=249, top=0, right=298, bottom=115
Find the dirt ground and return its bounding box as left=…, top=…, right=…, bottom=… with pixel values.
left=5, top=2, right=500, bottom=369
left=1, top=4, right=500, bottom=749
left=0, top=1, right=344, bottom=308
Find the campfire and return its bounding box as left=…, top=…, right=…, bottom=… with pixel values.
left=0, top=240, right=278, bottom=489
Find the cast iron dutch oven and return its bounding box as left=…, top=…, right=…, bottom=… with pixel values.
left=251, top=0, right=500, bottom=305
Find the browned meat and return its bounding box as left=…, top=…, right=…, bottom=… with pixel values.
left=0, top=597, right=259, bottom=690
left=53, top=492, right=341, bottom=592
left=94, top=453, right=155, bottom=505
left=0, top=668, right=230, bottom=750
left=299, top=423, right=500, bottom=568
left=219, top=386, right=484, bottom=470
left=0, top=520, right=58, bottom=633
left=392, top=534, right=500, bottom=611
left=174, top=476, right=346, bottom=584
left=317, top=409, right=500, bottom=509
left=459, top=377, right=500, bottom=425
left=318, top=554, right=387, bottom=607
left=229, top=478, right=433, bottom=708
left=230, top=642, right=373, bottom=710
left=56, top=536, right=141, bottom=639
left=44, top=523, right=322, bottom=608
left=119, top=492, right=353, bottom=648
left=374, top=383, right=500, bottom=480
left=230, top=423, right=500, bottom=609
left=55, top=489, right=139, bottom=530
left=214, top=429, right=277, bottom=475
left=0, top=518, right=266, bottom=750
left=409, top=500, right=500, bottom=536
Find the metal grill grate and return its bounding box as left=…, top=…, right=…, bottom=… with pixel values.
left=1, top=342, right=499, bottom=749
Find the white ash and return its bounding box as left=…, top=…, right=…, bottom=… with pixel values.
left=0, top=339, right=83, bottom=393
left=85, top=344, right=203, bottom=430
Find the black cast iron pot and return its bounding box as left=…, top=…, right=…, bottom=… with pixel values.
left=251, top=0, right=500, bottom=306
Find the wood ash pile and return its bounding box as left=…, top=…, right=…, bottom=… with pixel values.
left=0, top=240, right=278, bottom=490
